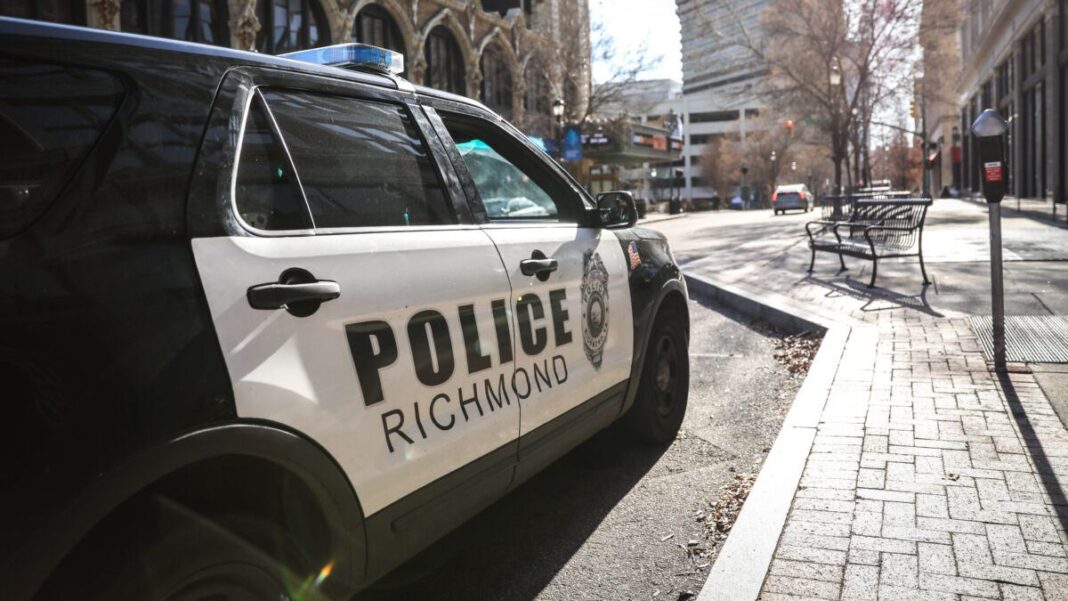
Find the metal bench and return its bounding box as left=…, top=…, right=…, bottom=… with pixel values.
left=805, top=198, right=932, bottom=288
left=819, top=191, right=913, bottom=221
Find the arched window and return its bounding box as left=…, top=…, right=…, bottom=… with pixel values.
left=424, top=26, right=465, bottom=95
left=355, top=5, right=405, bottom=54
left=480, top=45, right=513, bottom=118
left=256, top=0, right=330, bottom=54
left=0, top=0, right=84, bottom=24
left=120, top=0, right=229, bottom=45
left=524, top=59, right=549, bottom=115
left=523, top=58, right=551, bottom=136
left=354, top=4, right=406, bottom=75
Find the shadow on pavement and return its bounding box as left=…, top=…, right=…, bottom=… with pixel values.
left=358, top=428, right=669, bottom=601
left=800, top=273, right=946, bottom=317
left=997, top=372, right=1068, bottom=536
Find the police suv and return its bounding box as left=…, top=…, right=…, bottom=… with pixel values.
left=0, top=18, right=690, bottom=601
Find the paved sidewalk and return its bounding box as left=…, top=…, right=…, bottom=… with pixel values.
left=762, top=320, right=1068, bottom=600
left=649, top=200, right=1068, bottom=600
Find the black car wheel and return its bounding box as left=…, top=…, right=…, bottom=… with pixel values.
left=40, top=497, right=343, bottom=601
left=620, top=311, right=689, bottom=443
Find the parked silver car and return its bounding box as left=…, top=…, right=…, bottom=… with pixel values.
left=772, top=184, right=814, bottom=214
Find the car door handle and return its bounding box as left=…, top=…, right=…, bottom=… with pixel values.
left=520, top=251, right=558, bottom=281
left=247, top=268, right=340, bottom=317
left=247, top=281, right=341, bottom=310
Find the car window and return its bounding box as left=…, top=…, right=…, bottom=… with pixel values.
left=0, top=59, right=124, bottom=239
left=441, top=114, right=581, bottom=223
left=262, top=90, right=453, bottom=229
left=454, top=138, right=557, bottom=220
left=234, top=93, right=313, bottom=231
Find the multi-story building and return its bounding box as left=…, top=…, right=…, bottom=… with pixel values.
left=674, top=0, right=769, bottom=204
left=955, top=0, right=1066, bottom=207
left=0, top=0, right=590, bottom=138
left=919, top=0, right=963, bottom=195
left=585, top=78, right=684, bottom=205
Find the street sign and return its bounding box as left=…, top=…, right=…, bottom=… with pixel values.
left=563, top=125, right=583, bottom=161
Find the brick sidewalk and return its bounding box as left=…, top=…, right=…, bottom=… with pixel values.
left=659, top=199, right=1068, bottom=600
left=761, top=319, right=1068, bottom=600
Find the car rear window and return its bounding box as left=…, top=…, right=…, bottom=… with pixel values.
left=0, top=59, right=124, bottom=238
left=777, top=192, right=801, bottom=202
left=258, top=90, right=452, bottom=230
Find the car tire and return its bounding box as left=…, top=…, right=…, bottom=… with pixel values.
left=620, top=311, right=689, bottom=443
left=41, top=495, right=344, bottom=601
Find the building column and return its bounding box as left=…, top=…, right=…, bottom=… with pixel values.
left=1014, top=40, right=1025, bottom=198
left=1048, top=0, right=1064, bottom=205
left=86, top=0, right=120, bottom=30
left=230, top=0, right=258, bottom=50
left=467, top=59, right=483, bottom=101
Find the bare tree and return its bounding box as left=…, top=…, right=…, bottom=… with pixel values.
left=699, top=116, right=808, bottom=202
left=549, top=6, right=662, bottom=124
left=714, top=0, right=924, bottom=192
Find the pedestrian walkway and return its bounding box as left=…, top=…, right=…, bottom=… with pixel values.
left=762, top=320, right=1068, bottom=600
left=650, top=200, right=1068, bottom=600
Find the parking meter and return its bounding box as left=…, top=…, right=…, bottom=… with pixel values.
left=971, top=108, right=1009, bottom=368
left=972, top=109, right=1009, bottom=204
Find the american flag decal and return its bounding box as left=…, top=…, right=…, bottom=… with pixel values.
left=627, top=241, right=641, bottom=271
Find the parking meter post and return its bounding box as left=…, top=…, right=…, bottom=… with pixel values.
left=971, top=109, right=1009, bottom=370
left=989, top=203, right=1006, bottom=366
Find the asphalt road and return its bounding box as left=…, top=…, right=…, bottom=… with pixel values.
left=360, top=297, right=804, bottom=601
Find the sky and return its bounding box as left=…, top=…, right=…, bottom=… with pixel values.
left=589, top=0, right=683, bottom=84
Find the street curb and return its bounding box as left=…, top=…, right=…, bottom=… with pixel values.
left=684, top=272, right=853, bottom=601
left=638, top=212, right=690, bottom=225
left=683, top=272, right=844, bottom=334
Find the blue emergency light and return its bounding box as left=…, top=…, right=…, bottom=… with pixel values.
left=281, top=43, right=405, bottom=75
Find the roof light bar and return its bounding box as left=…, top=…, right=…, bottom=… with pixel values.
left=281, top=43, right=405, bottom=75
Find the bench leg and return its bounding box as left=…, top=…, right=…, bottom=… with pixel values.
left=837, top=252, right=847, bottom=272
left=919, top=253, right=931, bottom=286
left=808, top=248, right=815, bottom=273
left=868, top=258, right=878, bottom=288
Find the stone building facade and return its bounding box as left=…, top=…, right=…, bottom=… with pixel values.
left=953, top=0, right=1066, bottom=205
left=0, top=0, right=590, bottom=138
left=674, top=0, right=770, bottom=204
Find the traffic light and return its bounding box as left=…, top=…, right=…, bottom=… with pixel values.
left=786, top=119, right=794, bottom=135
left=910, top=101, right=918, bottom=118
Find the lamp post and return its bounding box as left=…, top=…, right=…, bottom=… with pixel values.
left=951, top=125, right=962, bottom=192
left=740, top=166, right=749, bottom=209
left=829, top=58, right=843, bottom=193
left=972, top=109, right=1009, bottom=370
left=552, top=98, right=565, bottom=144
left=770, top=150, right=777, bottom=196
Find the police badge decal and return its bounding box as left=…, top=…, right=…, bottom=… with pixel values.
left=581, top=250, right=610, bottom=369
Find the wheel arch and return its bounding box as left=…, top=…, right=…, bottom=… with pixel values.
left=17, top=421, right=367, bottom=601
left=620, top=279, right=689, bottom=417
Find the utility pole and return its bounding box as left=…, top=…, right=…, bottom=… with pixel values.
left=921, top=101, right=930, bottom=197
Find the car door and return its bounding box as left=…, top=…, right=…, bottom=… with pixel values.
left=190, top=77, right=521, bottom=536
left=429, top=107, right=633, bottom=476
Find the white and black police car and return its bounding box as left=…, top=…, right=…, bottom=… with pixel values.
left=1, top=17, right=689, bottom=601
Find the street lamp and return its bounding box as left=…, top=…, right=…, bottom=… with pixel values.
left=552, top=98, right=565, bottom=143
left=829, top=58, right=842, bottom=193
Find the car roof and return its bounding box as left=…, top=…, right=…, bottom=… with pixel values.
left=0, top=17, right=493, bottom=114
left=775, top=184, right=808, bottom=192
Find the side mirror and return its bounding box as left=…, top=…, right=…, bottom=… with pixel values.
left=595, top=191, right=638, bottom=229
